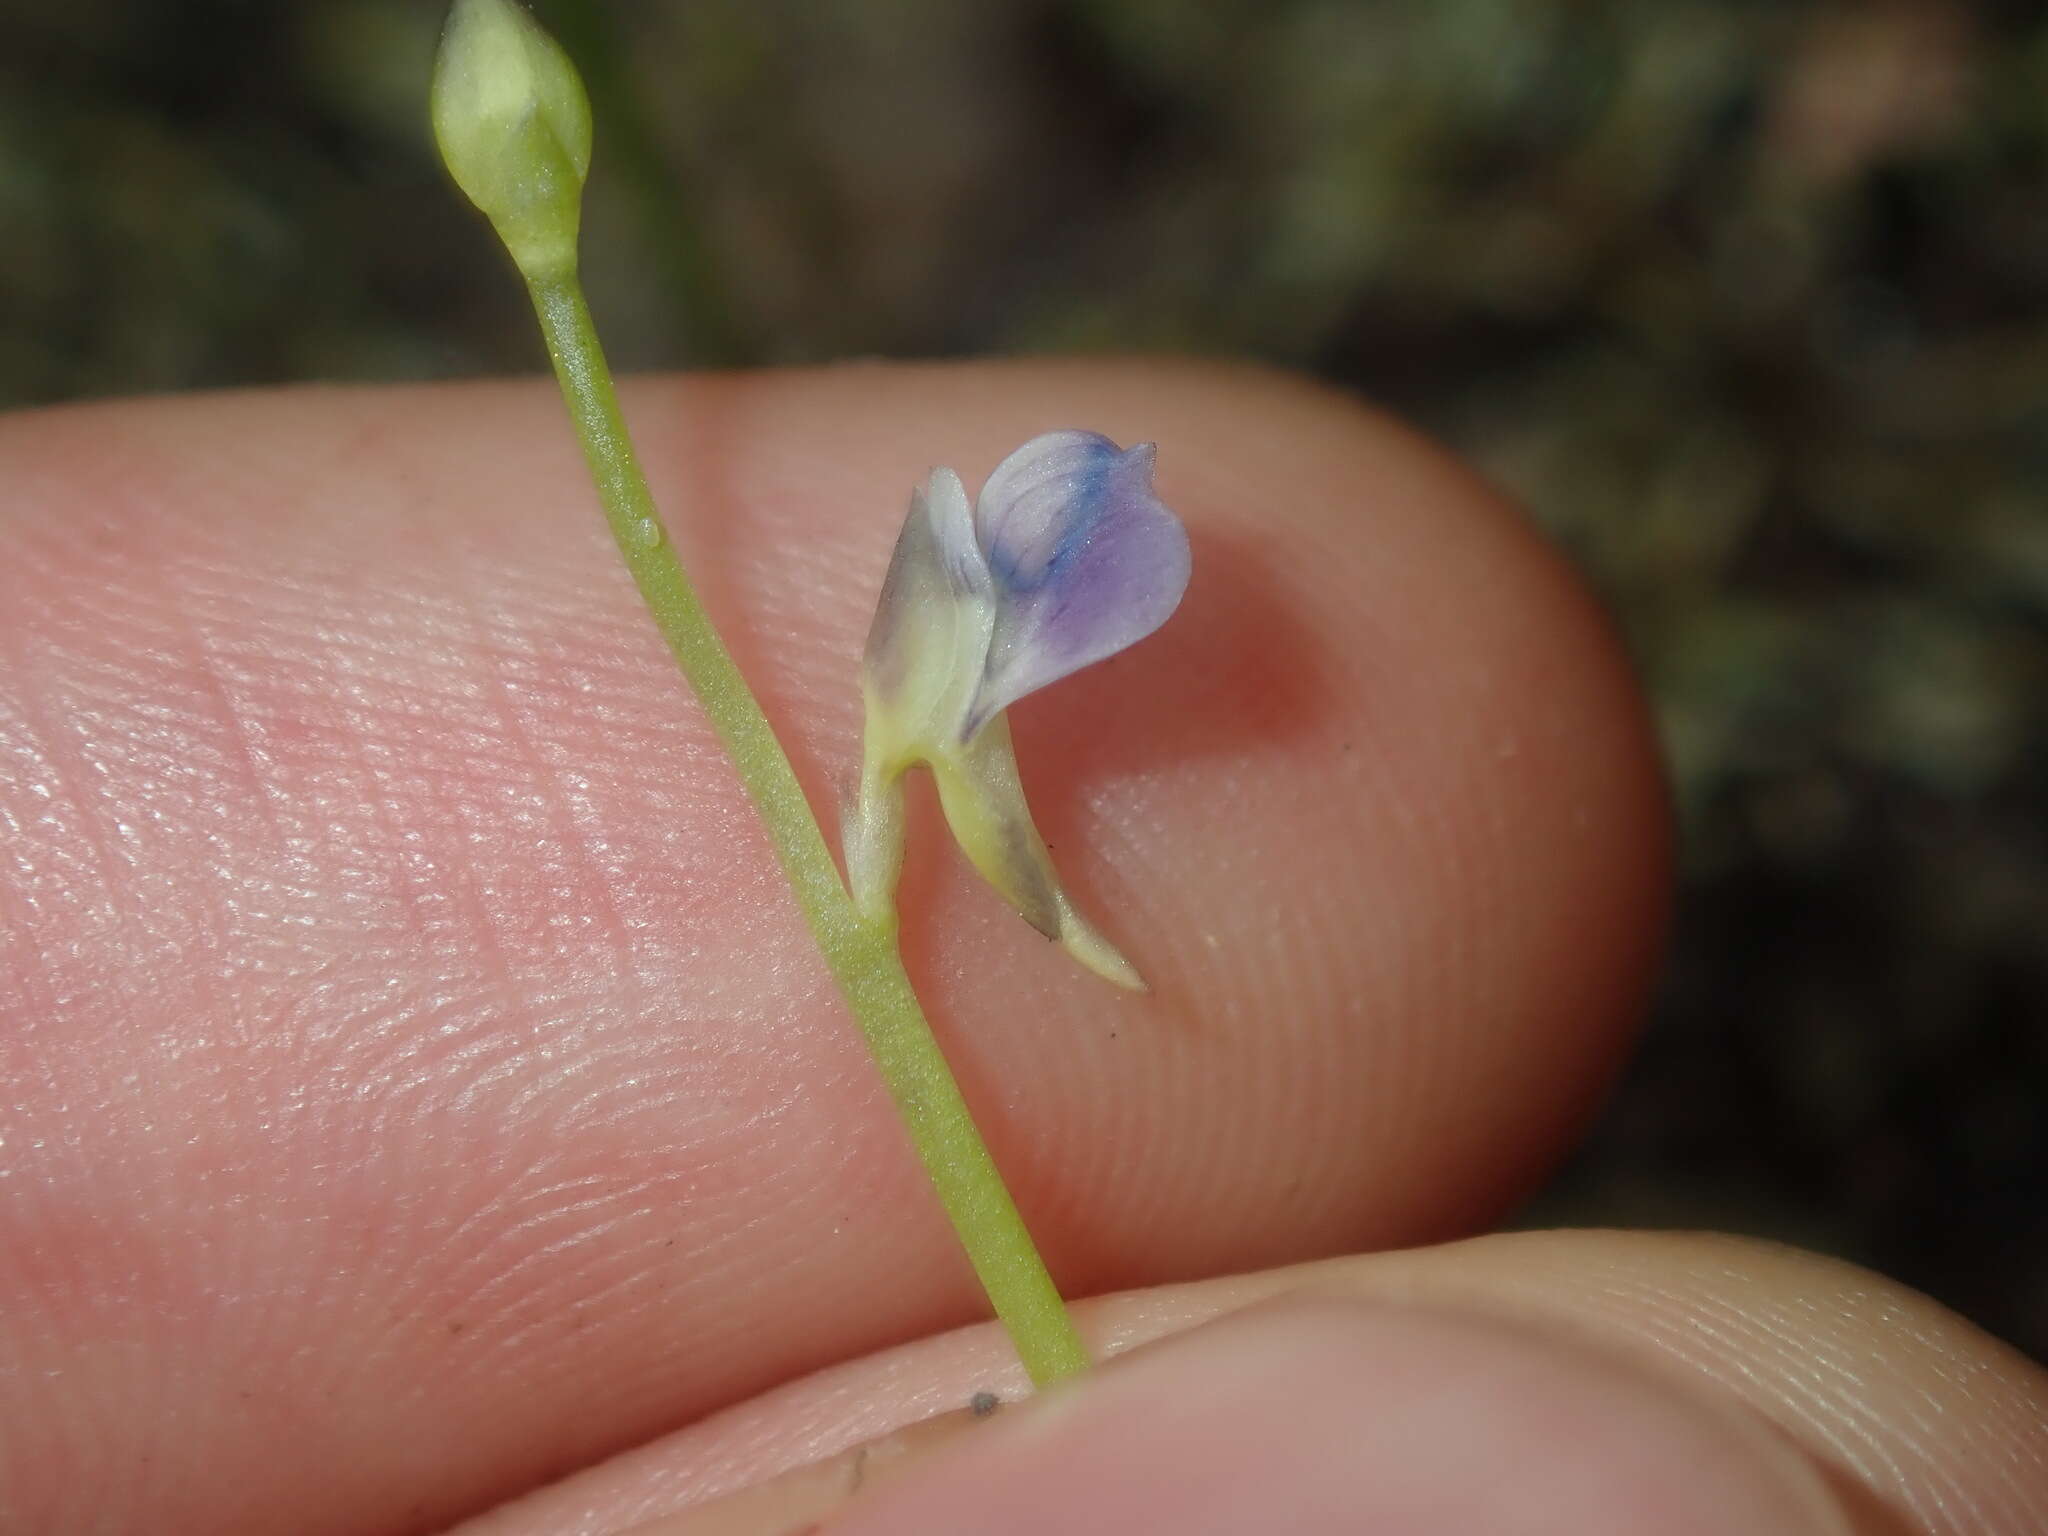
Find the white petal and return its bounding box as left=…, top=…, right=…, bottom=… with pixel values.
left=862, top=467, right=995, bottom=754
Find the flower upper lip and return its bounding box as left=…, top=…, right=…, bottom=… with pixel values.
left=869, top=429, right=1192, bottom=746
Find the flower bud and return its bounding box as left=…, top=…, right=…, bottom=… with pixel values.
left=431, top=0, right=592, bottom=280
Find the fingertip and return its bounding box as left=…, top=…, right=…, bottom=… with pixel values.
left=841, top=361, right=1671, bottom=1273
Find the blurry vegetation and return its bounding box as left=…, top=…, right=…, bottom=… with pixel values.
left=1, top=0, right=2043, bottom=1354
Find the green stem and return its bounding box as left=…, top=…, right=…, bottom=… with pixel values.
left=525, top=272, right=1089, bottom=1388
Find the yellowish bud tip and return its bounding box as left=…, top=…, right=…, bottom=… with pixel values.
left=431, top=0, right=593, bottom=280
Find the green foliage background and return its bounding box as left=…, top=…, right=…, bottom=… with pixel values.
left=3, top=0, right=2043, bottom=1356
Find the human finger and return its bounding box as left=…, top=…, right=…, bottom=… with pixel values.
left=491, top=1232, right=2042, bottom=1536
left=0, top=360, right=1665, bottom=1533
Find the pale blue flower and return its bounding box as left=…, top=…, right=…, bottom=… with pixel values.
left=845, top=431, right=1191, bottom=989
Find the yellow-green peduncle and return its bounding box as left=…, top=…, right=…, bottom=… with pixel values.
left=433, top=0, right=1087, bottom=1388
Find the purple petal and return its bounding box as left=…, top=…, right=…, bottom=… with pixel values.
left=965, top=430, right=1190, bottom=736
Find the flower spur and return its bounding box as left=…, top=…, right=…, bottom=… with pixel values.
left=845, top=430, right=1192, bottom=990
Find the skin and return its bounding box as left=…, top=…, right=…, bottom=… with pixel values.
left=0, top=360, right=2040, bottom=1536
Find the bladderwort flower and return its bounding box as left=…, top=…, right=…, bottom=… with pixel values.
left=846, top=430, right=1192, bottom=990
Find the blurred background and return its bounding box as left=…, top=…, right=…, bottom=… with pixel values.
left=1, top=0, right=2043, bottom=1357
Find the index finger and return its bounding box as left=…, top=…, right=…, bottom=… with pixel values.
left=0, top=359, right=1667, bottom=1534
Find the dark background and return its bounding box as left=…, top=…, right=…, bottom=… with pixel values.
left=2, top=0, right=2043, bottom=1358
